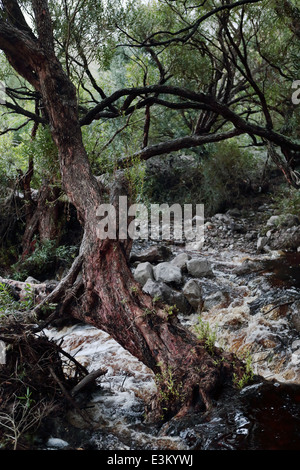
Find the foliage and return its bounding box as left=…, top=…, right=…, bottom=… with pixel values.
left=11, top=240, right=78, bottom=282
left=198, top=141, right=266, bottom=214
left=0, top=133, right=28, bottom=197
left=271, top=186, right=300, bottom=216
left=0, top=282, right=34, bottom=317
left=155, top=364, right=184, bottom=418
left=23, top=126, right=60, bottom=187
left=142, top=140, right=265, bottom=214
left=233, top=353, right=254, bottom=389
left=194, top=316, right=218, bottom=356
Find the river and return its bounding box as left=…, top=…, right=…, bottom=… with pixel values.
left=42, top=241, right=300, bottom=450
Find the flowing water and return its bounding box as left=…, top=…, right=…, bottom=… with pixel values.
left=42, top=245, right=300, bottom=451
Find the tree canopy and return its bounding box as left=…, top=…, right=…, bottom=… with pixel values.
left=0, top=0, right=299, bottom=187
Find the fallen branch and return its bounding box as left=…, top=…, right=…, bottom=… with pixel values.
left=71, top=367, right=107, bottom=396
left=49, top=367, right=97, bottom=427
left=31, top=253, right=84, bottom=320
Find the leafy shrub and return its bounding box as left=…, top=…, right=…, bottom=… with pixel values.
left=0, top=282, right=34, bottom=316
left=199, top=140, right=265, bottom=214
left=142, top=141, right=265, bottom=215
left=272, top=186, right=300, bottom=216
left=11, top=240, right=78, bottom=282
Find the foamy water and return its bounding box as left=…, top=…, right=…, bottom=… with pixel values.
left=44, top=247, right=300, bottom=449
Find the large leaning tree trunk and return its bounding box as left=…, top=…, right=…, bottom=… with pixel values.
left=0, top=0, right=250, bottom=422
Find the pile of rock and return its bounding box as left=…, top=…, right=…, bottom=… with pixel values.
left=132, top=248, right=227, bottom=314
left=257, top=213, right=300, bottom=253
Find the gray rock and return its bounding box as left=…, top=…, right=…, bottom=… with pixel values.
left=280, top=213, right=300, bottom=228
left=292, top=339, right=300, bottom=350
left=46, top=438, right=69, bottom=449
left=25, top=276, right=40, bottom=284
left=130, top=245, right=172, bottom=263
left=182, top=279, right=203, bottom=310
left=257, top=236, right=269, bottom=252
left=170, top=252, right=191, bottom=271
left=291, top=301, right=300, bottom=333
left=213, top=213, right=231, bottom=223
left=233, top=259, right=264, bottom=276
left=186, top=258, right=213, bottom=278
left=142, top=279, right=190, bottom=313
left=203, top=291, right=227, bottom=311
left=266, top=215, right=280, bottom=227
left=270, top=226, right=300, bottom=251
left=226, top=208, right=242, bottom=218
left=153, top=262, right=182, bottom=285
left=134, top=262, right=154, bottom=286
left=142, top=279, right=164, bottom=299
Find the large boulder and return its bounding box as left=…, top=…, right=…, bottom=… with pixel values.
left=182, top=279, right=203, bottom=310
left=142, top=279, right=190, bottom=313
left=153, top=262, right=183, bottom=285
left=186, top=258, right=213, bottom=278
left=170, top=252, right=191, bottom=271
left=134, top=262, right=154, bottom=286
left=270, top=226, right=300, bottom=251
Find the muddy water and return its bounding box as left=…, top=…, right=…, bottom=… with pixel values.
left=261, top=252, right=300, bottom=289
left=43, top=247, right=300, bottom=450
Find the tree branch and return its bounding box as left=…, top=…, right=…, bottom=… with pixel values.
left=119, top=0, right=263, bottom=48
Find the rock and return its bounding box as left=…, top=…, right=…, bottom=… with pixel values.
left=182, top=279, right=203, bottom=310
left=142, top=279, right=190, bottom=313
left=229, top=222, right=246, bottom=233
left=142, top=278, right=163, bottom=299
left=226, top=208, right=241, bottom=218
left=134, top=262, right=154, bottom=286
left=186, top=258, right=213, bottom=278
left=185, top=240, right=205, bottom=251
left=130, top=245, right=172, bottom=263
left=233, top=259, right=264, bottom=276
left=290, top=301, right=300, bottom=333
left=153, top=262, right=182, bottom=285
left=245, top=231, right=258, bottom=241
left=45, top=279, right=59, bottom=293
left=203, top=291, right=228, bottom=311
left=213, top=213, right=231, bottom=223
left=266, top=215, right=280, bottom=227
left=25, top=276, right=40, bottom=284
left=292, top=339, right=300, bottom=350
left=280, top=213, right=300, bottom=228
left=171, top=253, right=191, bottom=271
left=205, top=221, right=215, bottom=230
left=270, top=226, right=300, bottom=251
left=46, top=438, right=69, bottom=449
left=257, top=236, right=269, bottom=252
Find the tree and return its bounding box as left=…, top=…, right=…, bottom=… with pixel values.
left=0, top=0, right=299, bottom=422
